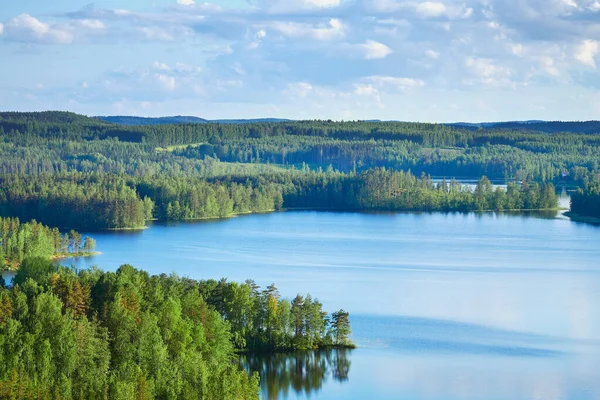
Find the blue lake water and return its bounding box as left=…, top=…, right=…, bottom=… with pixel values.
left=54, top=210, right=600, bottom=400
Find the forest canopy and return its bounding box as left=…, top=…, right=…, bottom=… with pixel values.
left=0, top=259, right=352, bottom=399
left=0, top=111, right=595, bottom=225
left=0, top=217, right=95, bottom=270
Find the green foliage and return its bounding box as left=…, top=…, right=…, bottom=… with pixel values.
left=201, top=281, right=341, bottom=352
left=571, top=179, right=600, bottom=219
left=13, top=257, right=57, bottom=287
left=276, top=169, right=558, bottom=212
left=0, top=112, right=581, bottom=231
left=0, top=261, right=352, bottom=398
left=0, top=262, right=265, bottom=399
left=0, top=217, right=94, bottom=269
left=329, top=310, right=352, bottom=346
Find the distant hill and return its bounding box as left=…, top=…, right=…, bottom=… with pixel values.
left=2, top=112, right=599, bottom=134
left=96, top=116, right=209, bottom=125
left=211, top=118, right=291, bottom=124
left=0, top=111, right=107, bottom=125
left=97, top=116, right=292, bottom=125
left=447, top=120, right=600, bottom=134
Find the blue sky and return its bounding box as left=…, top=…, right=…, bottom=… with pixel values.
left=0, top=0, right=599, bottom=121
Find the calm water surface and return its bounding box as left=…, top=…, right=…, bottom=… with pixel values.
left=59, top=210, right=600, bottom=400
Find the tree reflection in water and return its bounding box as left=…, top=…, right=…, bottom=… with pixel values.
left=240, top=348, right=353, bottom=399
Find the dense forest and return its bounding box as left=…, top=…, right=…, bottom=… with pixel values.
left=570, top=180, right=600, bottom=220
left=0, top=111, right=594, bottom=225
left=1, top=111, right=599, bottom=183
left=0, top=217, right=95, bottom=270
left=0, top=259, right=352, bottom=399
left=0, top=170, right=558, bottom=230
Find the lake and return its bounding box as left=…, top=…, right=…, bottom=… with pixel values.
left=55, top=209, right=600, bottom=400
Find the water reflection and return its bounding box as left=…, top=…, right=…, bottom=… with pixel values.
left=1, top=270, right=15, bottom=287
left=241, top=349, right=353, bottom=400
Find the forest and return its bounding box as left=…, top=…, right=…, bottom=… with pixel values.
left=0, top=169, right=558, bottom=230
left=0, top=259, right=352, bottom=399
left=570, top=179, right=600, bottom=220
left=2, top=112, right=599, bottom=182
left=0, top=217, right=94, bottom=271
left=0, top=111, right=577, bottom=229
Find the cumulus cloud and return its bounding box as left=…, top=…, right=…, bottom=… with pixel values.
left=97, top=61, right=208, bottom=101
left=464, top=56, right=512, bottom=86
left=249, top=29, right=266, bottom=49
left=415, top=2, right=447, bottom=17
left=156, top=75, right=177, bottom=91
left=272, top=18, right=345, bottom=41
left=575, top=40, right=599, bottom=67
left=3, top=14, right=74, bottom=44
left=360, top=40, right=393, bottom=59
left=4, top=0, right=600, bottom=119
left=354, top=84, right=380, bottom=96
left=369, top=0, right=472, bottom=19
left=0, top=13, right=107, bottom=44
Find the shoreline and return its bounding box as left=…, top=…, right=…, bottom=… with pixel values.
left=235, top=344, right=357, bottom=355
left=2, top=252, right=102, bottom=272
left=564, top=211, right=600, bottom=224
left=51, top=251, right=102, bottom=260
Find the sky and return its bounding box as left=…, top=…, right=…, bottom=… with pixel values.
left=0, top=0, right=599, bottom=121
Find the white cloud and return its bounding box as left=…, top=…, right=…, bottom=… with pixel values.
left=575, top=40, right=598, bottom=68
left=354, top=84, right=379, bottom=96
left=561, top=0, right=579, bottom=8
left=464, top=56, right=512, bottom=86
left=304, top=0, right=340, bottom=7
left=3, top=13, right=74, bottom=44
left=272, top=18, right=345, bottom=41
left=139, top=26, right=194, bottom=41
left=151, top=61, right=202, bottom=75
left=364, top=75, right=425, bottom=89
left=77, top=19, right=105, bottom=30
left=231, top=62, right=246, bottom=76
left=286, top=82, right=314, bottom=97
left=425, top=49, right=440, bottom=59
left=140, top=27, right=173, bottom=41
left=510, top=43, right=524, bottom=56
left=249, top=29, right=266, bottom=49
left=360, top=40, right=393, bottom=59
left=537, top=56, right=561, bottom=77
left=0, top=14, right=107, bottom=44
left=415, top=2, right=447, bottom=17
left=373, top=1, right=472, bottom=19
left=259, top=0, right=340, bottom=11
left=177, top=0, right=196, bottom=5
